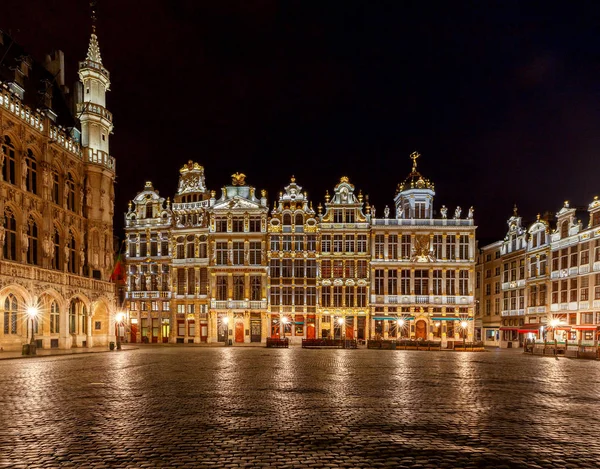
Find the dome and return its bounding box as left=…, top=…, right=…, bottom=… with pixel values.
left=396, top=151, right=434, bottom=195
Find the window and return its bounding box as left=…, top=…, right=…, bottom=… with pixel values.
left=50, top=301, right=59, bottom=334
left=345, top=235, right=355, bottom=254
left=1, top=136, right=16, bottom=184
left=216, top=276, right=227, bottom=300
left=458, top=235, right=469, bottom=260
left=344, top=260, right=354, bottom=278
left=321, top=286, right=330, bottom=307
left=345, top=287, right=354, bottom=307
left=446, top=270, right=456, bottom=295
left=388, top=235, right=398, bottom=259
left=485, top=284, right=491, bottom=296
left=495, top=282, right=500, bottom=294
left=333, top=286, right=342, bottom=307
left=357, top=235, right=368, bottom=253
left=233, top=276, right=244, bottom=300
left=580, top=276, right=589, bottom=301
left=294, top=288, right=304, bottom=306
left=446, top=235, right=456, bottom=260
left=357, top=260, right=368, bottom=277
left=306, top=260, right=317, bottom=278
left=232, top=242, right=244, bottom=265
left=433, top=270, right=442, bottom=295
left=333, top=235, right=343, bottom=253
left=570, top=278, right=578, bottom=302
left=250, top=276, right=261, bottom=301
left=186, top=238, right=195, bottom=259
left=3, top=209, right=17, bottom=261
left=282, top=287, right=292, bottom=305
left=414, top=270, right=428, bottom=295
left=334, top=210, right=343, bottom=223
left=306, top=287, right=316, bottom=306
left=282, top=259, right=292, bottom=278
left=66, top=174, right=76, bottom=212
left=458, top=270, right=469, bottom=295
left=375, top=269, right=384, bottom=295
left=294, top=260, right=304, bottom=278
left=216, top=218, right=227, bottom=232
left=51, top=170, right=60, bottom=203
left=199, top=267, right=208, bottom=295
left=25, top=149, right=37, bottom=194
left=232, top=218, right=244, bottom=232
left=270, top=260, right=281, bottom=278
left=271, top=287, right=281, bottom=306
left=333, top=260, right=343, bottom=277
left=282, top=236, right=292, bottom=251
left=306, top=235, right=316, bottom=252
left=494, top=298, right=500, bottom=315
left=3, top=294, right=18, bottom=334
left=432, top=235, right=443, bottom=259
left=321, top=260, right=331, bottom=278
left=388, top=270, right=398, bottom=295
left=250, top=217, right=261, bottom=232
left=52, top=229, right=61, bottom=270
left=356, top=287, right=366, bottom=307
left=400, top=269, right=411, bottom=295
left=321, top=235, right=331, bottom=253
left=216, top=242, right=227, bottom=265
left=187, top=269, right=195, bottom=294
left=270, top=235, right=280, bottom=251
left=67, top=234, right=77, bottom=274
left=400, top=235, right=411, bottom=259
left=249, top=242, right=261, bottom=265
left=375, top=234, right=384, bottom=259
left=26, top=220, right=39, bottom=265
left=294, top=236, right=303, bottom=251
left=345, top=210, right=355, bottom=223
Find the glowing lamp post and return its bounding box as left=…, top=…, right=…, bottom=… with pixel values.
left=222, top=316, right=229, bottom=345
left=460, top=320, right=469, bottom=350
left=397, top=319, right=405, bottom=339
left=26, top=306, right=38, bottom=355
left=281, top=316, right=289, bottom=340
left=115, top=312, right=125, bottom=350
left=337, top=317, right=345, bottom=348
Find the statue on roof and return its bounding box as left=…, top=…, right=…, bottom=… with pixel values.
left=440, top=205, right=448, bottom=219
left=454, top=206, right=462, bottom=219
left=468, top=206, right=474, bottom=219
left=410, top=151, right=420, bottom=172
left=231, top=172, right=246, bottom=186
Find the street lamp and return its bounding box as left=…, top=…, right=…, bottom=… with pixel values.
left=222, top=316, right=229, bottom=345
left=397, top=318, right=405, bottom=339
left=337, top=317, right=345, bottom=347
left=115, top=312, right=125, bottom=350
left=460, top=320, right=469, bottom=350
left=26, top=306, right=38, bottom=355
left=281, top=316, right=289, bottom=340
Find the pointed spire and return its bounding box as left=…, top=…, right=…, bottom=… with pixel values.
left=86, top=33, right=103, bottom=64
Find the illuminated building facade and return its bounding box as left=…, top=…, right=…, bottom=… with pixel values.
left=369, top=153, right=477, bottom=346
left=0, top=28, right=116, bottom=351
left=124, top=153, right=477, bottom=345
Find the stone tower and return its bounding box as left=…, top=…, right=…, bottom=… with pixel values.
left=77, top=29, right=116, bottom=279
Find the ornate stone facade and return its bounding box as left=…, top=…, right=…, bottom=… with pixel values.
left=124, top=154, right=477, bottom=346
left=0, top=29, right=116, bottom=351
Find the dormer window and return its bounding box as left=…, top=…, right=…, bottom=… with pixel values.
left=145, top=204, right=153, bottom=219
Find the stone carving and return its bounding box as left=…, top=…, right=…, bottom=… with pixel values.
left=0, top=223, right=5, bottom=251
left=231, top=172, right=246, bottom=186
left=21, top=157, right=28, bottom=188
left=21, top=227, right=29, bottom=253
left=42, top=233, right=52, bottom=258
left=454, top=206, right=462, bottom=219
left=468, top=206, right=474, bottom=219
left=440, top=205, right=448, bottom=219
left=384, top=206, right=390, bottom=218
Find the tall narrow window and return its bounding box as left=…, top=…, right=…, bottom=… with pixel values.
left=216, top=275, right=227, bottom=300
left=250, top=276, right=261, bottom=301
left=50, top=301, right=60, bottom=334
left=66, top=174, right=76, bottom=212
left=3, top=209, right=17, bottom=261
left=374, top=234, right=384, bottom=259
left=433, top=270, right=442, bottom=295
left=51, top=170, right=60, bottom=203
left=52, top=228, right=61, bottom=270
left=446, top=235, right=456, bottom=260
left=374, top=269, right=384, bottom=295
left=458, top=270, right=469, bottom=295
left=187, top=269, right=195, bottom=295
left=3, top=294, right=18, bottom=334
left=446, top=270, right=456, bottom=296
left=25, top=149, right=37, bottom=194
left=233, top=276, right=244, bottom=300
left=68, top=234, right=77, bottom=273
left=400, top=269, right=411, bottom=295
left=27, top=220, right=39, bottom=265
left=388, top=270, right=398, bottom=295
left=249, top=241, right=261, bottom=265
left=216, top=242, right=228, bottom=265
left=388, top=235, right=398, bottom=259
left=1, top=136, right=16, bottom=184
left=400, top=235, right=411, bottom=259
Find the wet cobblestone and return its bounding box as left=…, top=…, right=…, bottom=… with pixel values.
left=0, top=348, right=599, bottom=468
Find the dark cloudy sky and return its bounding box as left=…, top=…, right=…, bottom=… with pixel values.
left=3, top=0, right=600, bottom=242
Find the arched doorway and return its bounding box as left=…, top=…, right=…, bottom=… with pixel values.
left=235, top=318, right=244, bottom=343
left=415, top=320, right=427, bottom=340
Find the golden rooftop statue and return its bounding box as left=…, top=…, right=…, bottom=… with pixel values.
left=180, top=160, right=203, bottom=174
left=290, top=175, right=296, bottom=183
left=410, top=151, right=420, bottom=172
left=340, top=176, right=349, bottom=184
left=231, top=172, right=247, bottom=186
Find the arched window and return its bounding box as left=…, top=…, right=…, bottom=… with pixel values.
left=52, top=228, right=61, bottom=270
left=50, top=300, right=60, bottom=334
left=283, top=213, right=292, bottom=226
left=145, top=203, right=153, bottom=219
left=66, top=174, right=76, bottom=212
left=68, top=234, right=77, bottom=273
left=27, top=219, right=39, bottom=265
left=3, top=209, right=17, bottom=261
left=69, top=299, right=86, bottom=334
left=25, top=149, right=37, bottom=194
left=295, top=213, right=304, bottom=226
left=186, top=235, right=195, bottom=258
left=3, top=293, right=18, bottom=334
left=1, top=136, right=16, bottom=184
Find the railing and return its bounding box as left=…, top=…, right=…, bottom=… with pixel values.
left=126, top=291, right=172, bottom=299
left=76, top=102, right=113, bottom=122
left=371, top=218, right=474, bottom=226
left=78, top=59, right=110, bottom=78
left=302, top=339, right=357, bottom=349
left=370, top=294, right=471, bottom=305
left=210, top=299, right=267, bottom=310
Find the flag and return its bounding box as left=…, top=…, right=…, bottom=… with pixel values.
left=110, top=252, right=125, bottom=283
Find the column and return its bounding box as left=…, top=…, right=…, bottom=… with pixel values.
left=194, top=301, right=201, bottom=344
left=86, top=312, right=93, bottom=348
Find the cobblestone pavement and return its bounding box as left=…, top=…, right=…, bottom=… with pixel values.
left=0, top=348, right=599, bottom=469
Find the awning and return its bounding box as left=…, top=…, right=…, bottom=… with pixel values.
left=373, top=316, right=415, bottom=321
left=431, top=317, right=473, bottom=321
left=572, top=325, right=598, bottom=330
left=518, top=329, right=539, bottom=334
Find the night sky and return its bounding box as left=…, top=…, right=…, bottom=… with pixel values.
left=3, top=1, right=600, bottom=243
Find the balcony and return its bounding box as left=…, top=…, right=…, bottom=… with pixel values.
left=369, top=294, right=472, bottom=306
left=501, top=310, right=525, bottom=317
left=210, top=299, right=267, bottom=310
left=126, top=291, right=172, bottom=299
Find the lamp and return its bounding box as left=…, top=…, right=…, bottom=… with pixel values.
left=115, top=312, right=125, bottom=350
left=460, top=320, right=468, bottom=350
left=26, top=306, right=38, bottom=355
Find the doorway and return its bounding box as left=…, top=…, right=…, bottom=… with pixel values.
left=235, top=320, right=244, bottom=343
left=416, top=320, right=427, bottom=340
